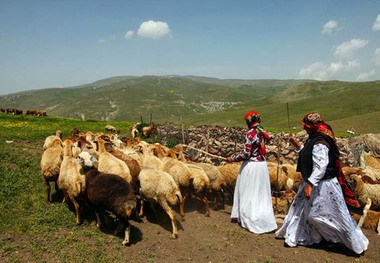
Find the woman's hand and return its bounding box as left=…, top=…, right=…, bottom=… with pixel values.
left=226, top=157, right=233, bottom=163
left=304, top=182, right=313, bottom=199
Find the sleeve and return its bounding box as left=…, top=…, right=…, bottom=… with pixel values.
left=307, top=143, right=329, bottom=186
left=231, top=132, right=255, bottom=162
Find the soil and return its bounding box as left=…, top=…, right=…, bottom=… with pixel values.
left=1, top=197, right=379, bottom=263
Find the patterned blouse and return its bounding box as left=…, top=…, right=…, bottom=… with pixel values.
left=231, top=127, right=266, bottom=162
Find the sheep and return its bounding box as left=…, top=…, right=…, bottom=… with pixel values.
left=105, top=125, right=117, bottom=134
left=158, top=154, right=192, bottom=219
left=96, top=137, right=132, bottom=184
left=352, top=198, right=380, bottom=235
left=174, top=145, right=227, bottom=211
left=58, top=139, right=86, bottom=225
left=42, top=130, right=63, bottom=151
left=74, top=134, right=99, bottom=160
left=185, top=163, right=211, bottom=217
left=78, top=151, right=138, bottom=246
left=267, top=162, right=301, bottom=193
left=139, top=141, right=162, bottom=169
left=195, top=162, right=227, bottom=210
left=138, top=167, right=183, bottom=239
left=142, top=123, right=157, bottom=138
left=272, top=189, right=297, bottom=215
left=217, top=162, right=241, bottom=203
left=131, top=123, right=140, bottom=138
left=40, top=137, right=63, bottom=202
left=349, top=175, right=380, bottom=211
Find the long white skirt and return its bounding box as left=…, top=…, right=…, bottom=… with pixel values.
left=231, top=161, right=277, bottom=234
left=275, top=178, right=369, bottom=254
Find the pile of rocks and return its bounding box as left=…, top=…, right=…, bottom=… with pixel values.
left=157, top=124, right=361, bottom=166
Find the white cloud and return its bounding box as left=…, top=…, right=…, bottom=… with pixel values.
left=356, top=70, right=376, bottom=81
left=375, top=48, right=380, bottom=65
left=299, top=60, right=359, bottom=80
left=124, top=30, right=134, bottom=40
left=334, top=39, right=368, bottom=59
left=322, top=20, right=338, bottom=35
left=137, top=20, right=172, bottom=40
left=373, top=14, right=380, bottom=31
left=299, top=62, right=328, bottom=80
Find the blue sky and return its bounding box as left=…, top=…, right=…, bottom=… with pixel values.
left=0, top=0, right=379, bottom=95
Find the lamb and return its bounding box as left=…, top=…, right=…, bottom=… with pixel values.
left=96, top=137, right=132, bottom=184
left=58, top=139, right=86, bottom=225
left=138, top=167, right=183, bottom=239
left=40, top=137, right=63, bottom=202
left=349, top=175, right=380, bottom=211
left=42, top=130, right=63, bottom=151
left=77, top=151, right=138, bottom=245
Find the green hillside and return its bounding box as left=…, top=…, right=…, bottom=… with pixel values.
left=0, top=76, right=379, bottom=134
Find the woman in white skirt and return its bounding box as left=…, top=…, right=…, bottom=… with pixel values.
left=275, top=112, right=368, bottom=255
left=226, top=110, right=277, bottom=234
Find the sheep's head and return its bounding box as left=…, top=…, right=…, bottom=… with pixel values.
left=77, top=151, right=98, bottom=169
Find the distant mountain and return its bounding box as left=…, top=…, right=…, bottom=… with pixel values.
left=0, top=76, right=379, bottom=134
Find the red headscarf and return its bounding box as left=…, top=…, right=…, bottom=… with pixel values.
left=301, top=112, right=335, bottom=140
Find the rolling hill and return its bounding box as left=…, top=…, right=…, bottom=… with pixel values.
left=0, top=76, right=379, bottom=134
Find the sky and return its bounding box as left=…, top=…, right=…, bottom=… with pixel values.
left=0, top=0, right=379, bottom=95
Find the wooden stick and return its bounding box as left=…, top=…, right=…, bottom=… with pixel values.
left=180, top=144, right=227, bottom=160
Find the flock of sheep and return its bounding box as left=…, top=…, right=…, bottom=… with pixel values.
left=40, top=126, right=380, bottom=246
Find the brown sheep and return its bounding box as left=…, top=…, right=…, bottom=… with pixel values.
left=78, top=153, right=138, bottom=246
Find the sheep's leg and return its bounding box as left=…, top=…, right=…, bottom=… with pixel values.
left=138, top=199, right=144, bottom=218
left=161, top=201, right=178, bottom=239
left=72, top=198, right=81, bottom=225
left=179, top=194, right=186, bottom=220
left=201, top=193, right=210, bottom=217
left=115, top=218, right=131, bottom=246
left=359, top=198, right=372, bottom=227
left=45, top=179, right=51, bottom=202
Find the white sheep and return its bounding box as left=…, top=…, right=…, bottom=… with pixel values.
left=40, top=137, right=63, bottom=202
left=58, top=139, right=86, bottom=225
left=96, top=137, right=132, bottom=184
left=138, top=167, right=183, bottom=239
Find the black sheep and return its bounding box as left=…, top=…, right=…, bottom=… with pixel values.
left=84, top=167, right=138, bottom=246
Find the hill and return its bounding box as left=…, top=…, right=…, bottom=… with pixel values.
left=0, top=76, right=379, bottom=134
